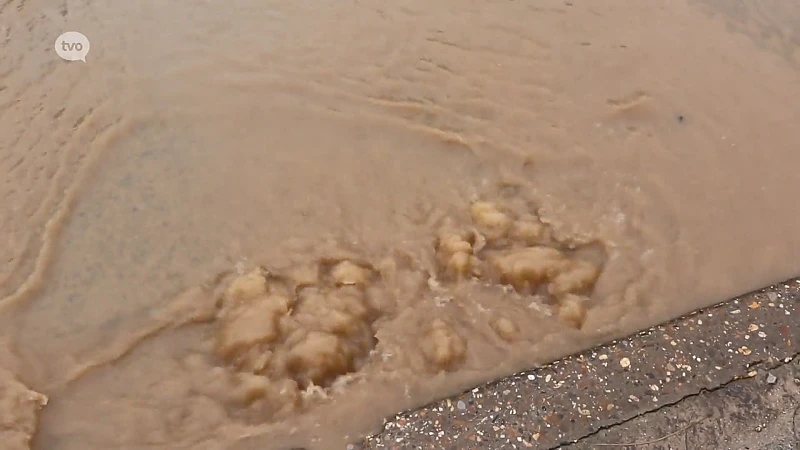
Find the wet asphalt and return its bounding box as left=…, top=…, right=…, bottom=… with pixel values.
left=356, top=279, right=799, bottom=449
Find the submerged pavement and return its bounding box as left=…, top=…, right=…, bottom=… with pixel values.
left=357, top=279, right=799, bottom=449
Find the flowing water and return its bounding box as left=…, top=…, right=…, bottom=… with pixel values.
left=1, top=0, right=799, bottom=448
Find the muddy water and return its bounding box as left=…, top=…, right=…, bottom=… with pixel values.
left=1, top=0, right=799, bottom=448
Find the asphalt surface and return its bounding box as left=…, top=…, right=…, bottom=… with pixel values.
left=567, top=358, right=799, bottom=449
left=357, top=279, right=799, bottom=449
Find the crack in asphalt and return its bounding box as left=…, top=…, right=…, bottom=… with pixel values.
left=554, top=351, right=800, bottom=449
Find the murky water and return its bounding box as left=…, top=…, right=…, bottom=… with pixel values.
left=1, top=0, right=799, bottom=448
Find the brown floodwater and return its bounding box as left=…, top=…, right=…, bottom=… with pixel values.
left=1, top=0, right=799, bottom=448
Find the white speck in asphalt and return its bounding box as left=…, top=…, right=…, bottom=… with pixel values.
left=766, top=373, right=777, bottom=384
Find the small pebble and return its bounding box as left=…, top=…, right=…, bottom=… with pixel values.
left=457, top=400, right=466, bottom=411
left=620, top=357, right=631, bottom=368
left=766, top=373, right=777, bottom=385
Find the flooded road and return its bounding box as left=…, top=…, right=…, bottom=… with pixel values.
left=1, top=0, right=799, bottom=448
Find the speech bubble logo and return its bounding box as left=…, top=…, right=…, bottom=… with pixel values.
left=55, top=31, right=90, bottom=62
